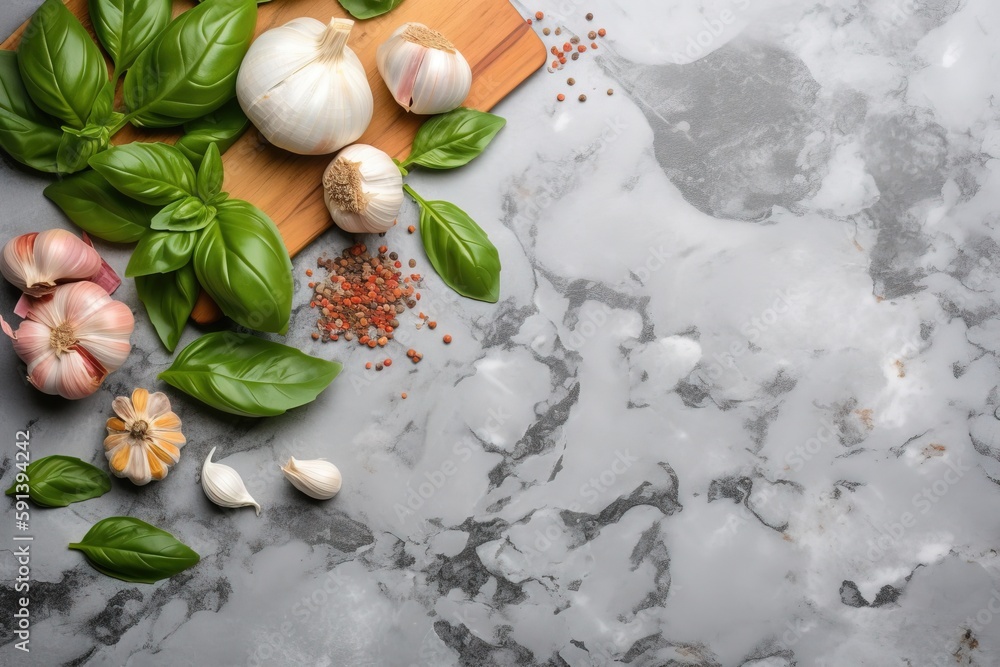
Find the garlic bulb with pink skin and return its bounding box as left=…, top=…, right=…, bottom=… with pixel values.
left=4, top=281, right=134, bottom=399
left=0, top=229, right=102, bottom=297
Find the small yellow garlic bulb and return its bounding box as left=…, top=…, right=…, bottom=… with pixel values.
left=376, top=23, right=472, bottom=115
left=323, top=144, right=404, bottom=234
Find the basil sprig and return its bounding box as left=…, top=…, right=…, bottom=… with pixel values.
left=396, top=108, right=506, bottom=303
left=69, top=517, right=200, bottom=583
left=5, top=456, right=112, bottom=508
left=174, top=99, right=250, bottom=170
left=161, top=332, right=343, bottom=417
left=336, top=0, right=406, bottom=20
left=55, top=142, right=294, bottom=347
left=0, top=0, right=256, bottom=174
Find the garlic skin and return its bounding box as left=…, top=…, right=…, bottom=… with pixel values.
left=1, top=229, right=102, bottom=297
left=377, top=23, right=472, bottom=115
left=323, top=144, right=404, bottom=234
left=202, top=447, right=261, bottom=515
left=237, top=17, right=373, bottom=155
left=5, top=281, right=133, bottom=399
left=281, top=457, right=342, bottom=500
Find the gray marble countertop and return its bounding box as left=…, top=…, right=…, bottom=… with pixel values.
left=4, top=0, right=1000, bottom=665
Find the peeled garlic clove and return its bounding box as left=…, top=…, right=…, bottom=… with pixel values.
left=281, top=457, right=342, bottom=500
left=237, top=17, right=373, bottom=155
left=201, top=447, right=261, bottom=515
left=376, top=23, right=472, bottom=115
left=1, top=229, right=102, bottom=297
left=323, top=144, right=404, bottom=234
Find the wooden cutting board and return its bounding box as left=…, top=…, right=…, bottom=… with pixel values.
left=2, top=0, right=546, bottom=256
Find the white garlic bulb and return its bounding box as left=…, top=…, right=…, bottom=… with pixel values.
left=323, top=144, right=404, bottom=234
left=237, top=17, right=373, bottom=155
left=281, top=457, right=342, bottom=500
left=376, top=23, right=472, bottom=115
left=201, top=447, right=261, bottom=515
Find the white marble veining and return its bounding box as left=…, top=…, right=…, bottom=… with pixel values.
left=3, top=0, right=1000, bottom=665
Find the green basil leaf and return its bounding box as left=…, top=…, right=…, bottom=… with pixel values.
left=56, top=127, right=108, bottom=174
left=126, top=230, right=197, bottom=277
left=197, top=143, right=224, bottom=201
left=0, top=52, right=61, bottom=172
left=136, top=265, right=199, bottom=351
left=16, top=0, right=108, bottom=129
left=5, top=455, right=111, bottom=508
left=336, top=0, right=406, bottom=20
left=192, top=200, right=293, bottom=334
left=160, top=332, right=342, bottom=417
left=89, top=142, right=197, bottom=205
left=402, top=108, right=506, bottom=170
left=174, top=99, right=249, bottom=170
left=150, top=197, right=216, bottom=232
left=89, top=0, right=172, bottom=77
left=44, top=170, right=155, bottom=242
left=68, top=517, right=199, bottom=583
left=124, top=0, right=257, bottom=128
left=415, top=195, right=501, bottom=303
left=87, top=83, right=124, bottom=128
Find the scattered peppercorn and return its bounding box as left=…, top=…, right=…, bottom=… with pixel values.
left=577, top=44, right=586, bottom=52
left=570, top=36, right=580, bottom=45
left=562, top=42, right=572, bottom=52
left=571, top=52, right=580, bottom=60
left=588, top=30, right=597, bottom=40
left=443, top=334, right=452, bottom=344
left=591, top=42, right=598, bottom=49
left=365, top=362, right=372, bottom=370
left=555, top=27, right=562, bottom=35
left=407, top=225, right=415, bottom=233
left=384, top=358, right=392, bottom=367
left=408, top=258, right=416, bottom=268
left=579, top=94, right=587, bottom=102
left=557, top=93, right=565, bottom=101
left=607, top=88, right=614, bottom=96
left=535, top=11, right=544, bottom=19
left=567, top=77, right=576, bottom=85
left=306, top=269, right=313, bottom=277
left=375, top=362, right=384, bottom=371
left=586, top=12, right=594, bottom=20
left=598, top=28, right=606, bottom=36
left=401, top=392, right=408, bottom=399
left=526, top=18, right=532, bottom=24
left=428, top=321, right=437, bottom=330
left=543, top=27, right=551, bottom=35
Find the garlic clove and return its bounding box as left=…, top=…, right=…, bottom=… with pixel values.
left=1, top=229, right=103, bottom=297
left=281, top=457, right=342, bottom=500
left=237, top=17, right=373, bottom=155
left=323, top=144, right=404, bottom=234
left=376, top=23, right=472, bottom=115
left=201, top=447, right=261, bottom=515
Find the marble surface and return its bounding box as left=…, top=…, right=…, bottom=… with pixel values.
left=4, top=0, right=1000, bottom=664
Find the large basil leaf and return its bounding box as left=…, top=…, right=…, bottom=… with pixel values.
left=160, top=332, right=342, bottom=417
left=124, top=0, right=257, bottom=128
left=0, top=51, right=61, bottom=172
left=192, top=200, right=293, bottom=334
left=150, top=197, right=216, bottom=232
left=126, top=230, right=198, bottom=277
left=174, top=99, right=249, bottom=170
left=136, top=265, right=199, bottom=352
left=89, top=143, right=196, bottom=205
left=44, top=171, right=155, bottom=243
left=17, top=0, right=108, bottom=129
left=68, top=517, right=200, bottom=583
left=89, top=0, right=172, bottom=77
left=5, top=455, right=111, bottom=508
left=410, top=190, right=501, bottom=302
left=336, top=0, right=406, bottom=20
left=401, top=108, right=506, bottom=170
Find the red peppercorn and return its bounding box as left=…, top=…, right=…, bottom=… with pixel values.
left=563, top=42, right=572, bottom=52
left=534, top=11, right=544, bottom=20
